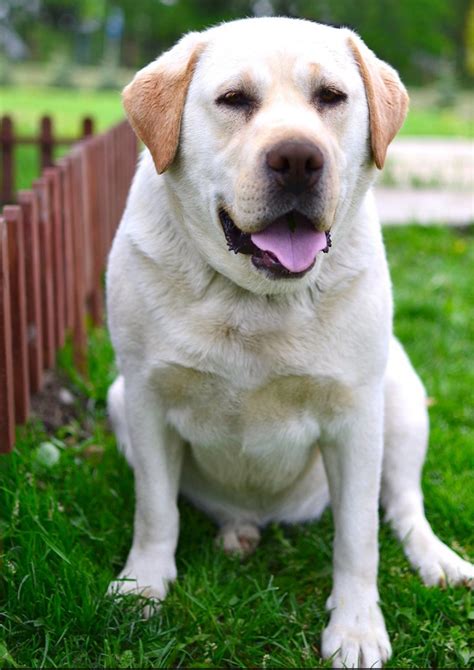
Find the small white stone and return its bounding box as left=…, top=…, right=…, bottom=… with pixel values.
left=36, top=442, right=61, bottom=468
left=58, top=388, right=75, bottom=406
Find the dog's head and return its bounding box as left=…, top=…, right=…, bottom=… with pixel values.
left=123, top=18, right=408, bottom=294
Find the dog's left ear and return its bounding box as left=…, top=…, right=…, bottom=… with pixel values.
left=123, top=33, right=205, bottom=174
left=347, top=34, right=409, bottom=169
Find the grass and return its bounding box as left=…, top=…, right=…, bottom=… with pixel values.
left=0, top=87, right=125, bottom=192
left=399, top=88, right=473, bottom=138
left=1, top=225, right=473, bottom=668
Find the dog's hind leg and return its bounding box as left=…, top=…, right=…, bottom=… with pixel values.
left=107, top=375, right=135, bottom=468
left=382, top=337, right=474, bottom=586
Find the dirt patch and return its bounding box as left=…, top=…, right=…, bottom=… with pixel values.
left=30, top=370, right=86, bottom=433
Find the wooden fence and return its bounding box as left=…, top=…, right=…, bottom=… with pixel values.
left=0, top=119, right=138, bottom=453
left=1, top=115, right=94, bottom=205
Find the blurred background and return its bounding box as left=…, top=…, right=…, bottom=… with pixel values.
left=1, top=0, right=473, bottom=86
left=0, top=0, right=473, bottom=217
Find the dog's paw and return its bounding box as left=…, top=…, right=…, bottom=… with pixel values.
left=322, top=597, right=391, bottom=668
left=107, top=551, right=177, bottom=617
left=216, top=522, right=260, bottom=557
left=414, top=540, right=474, bottom=588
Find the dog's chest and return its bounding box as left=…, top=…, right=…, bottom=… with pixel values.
left=156, top=357, right=351, bottom=491
left=149, top=290, right=356, bottom=491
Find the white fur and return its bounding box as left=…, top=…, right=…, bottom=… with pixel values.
left=106, top=17, right=473, bottom=668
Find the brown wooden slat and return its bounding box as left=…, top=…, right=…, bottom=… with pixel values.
left=33, top=177, right=56, bottom=368
left=4, top=205, right=29, bottom=423
left=39, top=116, right=54, bottom=171
left=131, top=124, right=138, bottom=181
left=70, top=150, right=87, bottom=373
left=104, top=130, right=115, bottom=247
left=84, top=138, right=104, bottom=325
left=115, top=126, right=123, bottom=219
left=78, top=147, right=94, bottom=297
left=121, top=124, right=128, bottom=215
left=126, top=122, right=137, bottom=192
left=119, top=124, right=126, bottom=220
left=57, top=159, right=75, bottom=331
left=96, top=136, right=109, bottom=267
left=110, top=127, right=120, bottom=235
left=17, top=191, right=44, bottom=393
left=0, top=116, right=14, bottom=204
left=0, top=217, right=14, bottom=452
left=109, top=128, right=120, bottom=242
left=82, top=117, right=94, bottom=138
left=44, top=167, right=66, bottom=348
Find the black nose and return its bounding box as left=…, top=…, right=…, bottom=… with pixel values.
left=266, top=140, right=324, bottom=194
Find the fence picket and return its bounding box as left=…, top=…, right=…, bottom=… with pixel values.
left=39, top=116, right=54, bottom=171
left=17, top=191, right=44, bottom=393
left=70, top=150, right=88, bottom=374
left=57, top=159, right=75, bottom=332
left=0, top=218, right=14, bottom=452
left=85, top=139, right=104, bottom=325
left=0, top=117, right=14, bottom=204
left=33, top=177, right=56, bottom=368
left=4, top=205, right=30, bottom=423
left=44, top=168, right=66, bottom=348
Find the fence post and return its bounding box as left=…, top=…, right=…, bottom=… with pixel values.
left=103, top=130, right=114, bottom=249
left=18, top=191, right=44, bottom=393
left=57, top=159, right=75, bottom=332
left=39, top=116, right=54, bottom=172
left=82, top=117, right=94, bottom=138
left=0, top=116, right=14, bottom=205
left=4, top=205, right=29, bottom=424
left=0, top=217, right=15, bottom=452
left=44, top=167, right=66, bottom=348
left=70, top=150, right=87, bottom=374
left=33, top=177, right=56, bottom=369
left=78, top=148, right=93, bottom=318
left=83, top=139, right=103, bottom=325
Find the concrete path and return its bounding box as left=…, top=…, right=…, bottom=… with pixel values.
left=375, top=187, right=473, bottom=225
left=374, top=137, right=473, bottom=225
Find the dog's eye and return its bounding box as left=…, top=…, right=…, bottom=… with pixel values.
left=216, top=90, right=256, bottom=111
left=316, top=87, right=348, bottom=107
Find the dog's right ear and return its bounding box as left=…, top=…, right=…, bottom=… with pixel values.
left=123, top=33, right=205, bottom=174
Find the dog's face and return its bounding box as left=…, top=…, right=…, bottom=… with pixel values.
left=124, top=18, right=408, bottom=294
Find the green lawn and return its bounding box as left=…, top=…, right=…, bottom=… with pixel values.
left=1, top=225, right=473, bottom=668
left=0, top=87, right=125, bottom=192
left=400, top=88, right=473, bottom=138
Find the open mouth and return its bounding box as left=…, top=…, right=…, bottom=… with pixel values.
left=219, top=209, right=331, bottom=279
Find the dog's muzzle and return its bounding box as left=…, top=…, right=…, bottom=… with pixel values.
left=219, top=209, right=331, bottom=279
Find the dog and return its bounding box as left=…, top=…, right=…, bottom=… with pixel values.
left=106, top=17, right=473, bottom=668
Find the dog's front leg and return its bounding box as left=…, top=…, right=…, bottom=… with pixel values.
left=320, top=389, right=391, bottom=668
left=108, top=375, right=183, bottom=610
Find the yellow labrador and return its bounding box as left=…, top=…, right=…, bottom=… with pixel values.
left=106, top=17, right=473, bottom=668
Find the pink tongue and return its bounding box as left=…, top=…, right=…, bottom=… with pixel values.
left=250, top=214, right=327, bottom=273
